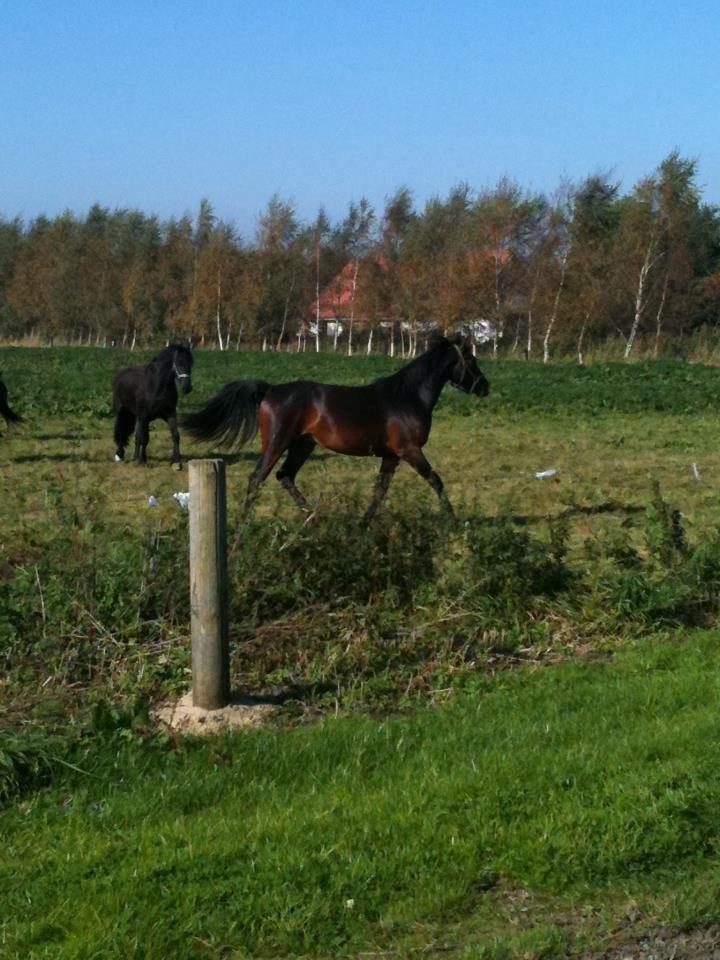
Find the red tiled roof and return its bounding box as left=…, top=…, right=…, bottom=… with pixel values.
left=309, top=257, right=390, bottom=320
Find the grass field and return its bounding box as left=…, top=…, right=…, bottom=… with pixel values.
left=3, top=347, right=720, bottom=958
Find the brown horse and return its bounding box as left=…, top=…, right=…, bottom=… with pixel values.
left=182, top=333, right=489, bottom=520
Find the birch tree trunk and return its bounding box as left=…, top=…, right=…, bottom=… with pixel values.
left=276, top=276, right=295, bottom=351
left=542, top=251, right=569, bottom=364
left=347, top=260, right=359, bottom=356
left=526, top=310, right=533, bottom=360
left=492, top=250, right=504, bottom=358
left=315, top=241, right=321, bottom=353
left=624, top=232, right=661, bottom=360
left=653, top=272, right=669, bottom=359
left=526, top=274, right=539, bottom=359
left=577, top=310, right=591, bottom=365
left=215, top=268, right=224, bottom=350
left=366, top=326, right=373, bottom=355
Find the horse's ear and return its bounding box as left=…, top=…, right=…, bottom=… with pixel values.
left=428, top=329, right=447, bottom=349
left=450, top=331, right=473, bottom=352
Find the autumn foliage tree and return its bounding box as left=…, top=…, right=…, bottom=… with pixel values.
left=1, top=153, right=718, bottom=357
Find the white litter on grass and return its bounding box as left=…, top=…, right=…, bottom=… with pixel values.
left=534, top=468, right=558, bottom=479
left=147, top=495, right=159, bottom=507
left=692, top=463, right=701, bottom=481
left=173, top=491, right=190, bottom=510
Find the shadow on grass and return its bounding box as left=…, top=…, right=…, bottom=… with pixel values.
left=232, top=682, right=336, bottom=706
left=12, top=452, right=94, bottom=464
left=28, top=432, right=85, bottom=442
left=473, top=499, right=645, bottom=528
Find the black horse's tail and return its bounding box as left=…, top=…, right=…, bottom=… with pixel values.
left=0, top=377, right=22, bottom=425
left=182, top=379, right=271, bottom=449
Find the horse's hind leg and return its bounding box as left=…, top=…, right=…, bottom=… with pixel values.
left=114, top=408, right=136, bottom=462
left=402, top=448, right=455, bottom=518
left=167, top=414, right=182, bottom=468
left=363, top=456, right=399, bottom=522
left=243, top=445, right=287, bottom=518
left=276, top=435, right=316, bottom=514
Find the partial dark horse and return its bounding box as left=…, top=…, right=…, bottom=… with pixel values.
left=0, top=374, right=22, bottom=437
left=112, top=342, right=193, bottom=466
left=183, top=333, right=489, bottom=520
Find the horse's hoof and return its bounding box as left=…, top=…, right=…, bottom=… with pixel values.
left=114, top=454, right=123, bottom=462
left=172, top=461, right=183, bottom=471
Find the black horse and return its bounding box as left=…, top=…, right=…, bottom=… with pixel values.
left=183, top=333, right=489, bottom=520
left=112, top=342, right=193, bottom=466
left=0, top=373, right=22, bottom=436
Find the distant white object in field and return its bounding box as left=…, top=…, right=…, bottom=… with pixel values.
left=692, top=463, right=701, bottom=481
left=114, top=454, right=122, bottom=462
left=147, top=495, right=159, bottom=507
left=534, top=468, right=558, bottom=479
left=173, top=491, right=190, bottom=510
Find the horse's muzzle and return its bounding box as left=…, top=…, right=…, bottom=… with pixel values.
left=474, top=378, right=490, bottom=398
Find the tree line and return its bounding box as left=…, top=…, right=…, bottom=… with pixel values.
left=1, top=151, right=719, bottom=360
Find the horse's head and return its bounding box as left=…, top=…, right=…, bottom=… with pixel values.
left=448, top=335, right=489, bottom=397
left=171, top=341, right=193, bottom=395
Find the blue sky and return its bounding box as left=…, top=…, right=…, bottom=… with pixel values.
left=3, top=0, right=719, bottom=238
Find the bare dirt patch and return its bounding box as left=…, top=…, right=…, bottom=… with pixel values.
left=587, top=926, right=720, bottom=959
left=153, top=691, right=276, bottom=734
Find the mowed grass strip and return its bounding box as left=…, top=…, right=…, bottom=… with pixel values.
left=4, top=632, right=720, bottom=959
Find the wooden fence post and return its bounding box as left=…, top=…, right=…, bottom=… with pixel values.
left=189, top=459, right=230, bottom=709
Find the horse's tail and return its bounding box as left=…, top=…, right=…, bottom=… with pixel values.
left=0, top=377, right=22, bottom=425
left=182, top=379, right=270, bottom=449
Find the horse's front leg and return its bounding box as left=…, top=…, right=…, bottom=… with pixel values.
left=402, top=448, right=455, bottom=518
left=363, top=456, right=399, bottom=523
left=134, top=417, right=150, bottom=464
left=167, top=415, right=182, bottom=469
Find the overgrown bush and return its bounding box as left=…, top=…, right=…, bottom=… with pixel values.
left=6, top=473, right=720, bottom=743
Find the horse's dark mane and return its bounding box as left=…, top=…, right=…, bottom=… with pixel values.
left=374, top=333, right=456, bottom=398
left=150, top=341, right=191, bottom=367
